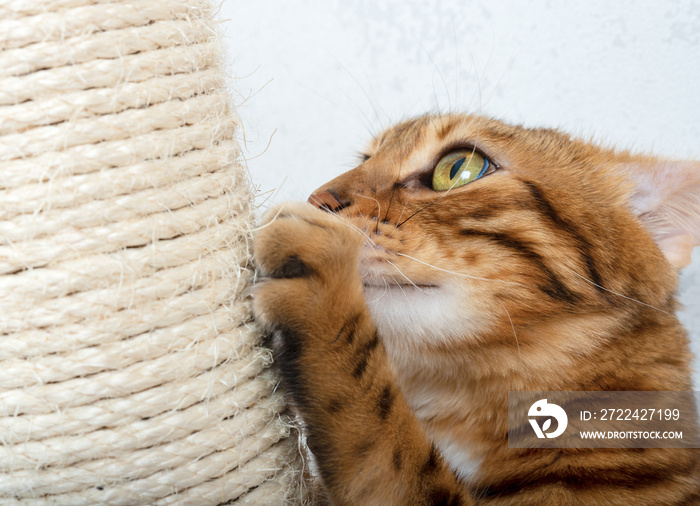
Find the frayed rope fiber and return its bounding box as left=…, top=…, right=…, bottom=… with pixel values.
left=0, top=0, right=303, bottom=503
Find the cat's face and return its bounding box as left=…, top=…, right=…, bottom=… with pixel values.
left=308, top=114, right=695, bottom=378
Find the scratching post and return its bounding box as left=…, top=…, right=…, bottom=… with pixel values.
left=0, top=1, right=302, bottom=503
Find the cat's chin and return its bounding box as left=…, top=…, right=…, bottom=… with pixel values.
left=361, top=281, right=443, bottom=319
left=361, top=280, right=485, bottom=350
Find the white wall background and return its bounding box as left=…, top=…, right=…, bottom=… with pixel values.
left=220, top=0, right=700, bottom=387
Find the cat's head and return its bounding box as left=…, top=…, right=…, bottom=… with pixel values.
left=308, top=114, right=699, bottom=385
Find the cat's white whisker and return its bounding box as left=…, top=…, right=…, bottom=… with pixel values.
left=367, top=276, right=391, bottom=304
left=466, top=38, right=489, bottom=115
left=496, top=297, right=522, bottom=366
left=418, top=37, right=451, bottom=113
left=565, top=267, right=673, bottom=316
left=353, top=193, right=382, bottom=224
left=366, top=288, right=385, bottom=304
left=328, top=213, right=379, bottom=248
left=387, top=260, right=427, bottom=294
left=396, top=252, right=527, bottom=288
left=330, top=54, right=390, bottom=130
left=363, top=242, right=383, bottom=260
left=388, top=202, right=409, bottom=238
left=382, top=162, right=401, bottom=224
left=480, top=50, right=514, bottom=113
left=389, top=274, right=410, bottom=299
left=363, top=269, right=403, bottom=303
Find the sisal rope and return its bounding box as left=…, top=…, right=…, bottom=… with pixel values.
left=0, top=0, right=303, bottom=503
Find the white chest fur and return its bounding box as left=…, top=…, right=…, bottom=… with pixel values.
left=432, top=433, right=483, bottom=482
left=398, top=379, right=484, bottom=483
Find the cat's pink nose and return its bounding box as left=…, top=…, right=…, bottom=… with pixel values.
left=308, top=190, right=346, bottom=212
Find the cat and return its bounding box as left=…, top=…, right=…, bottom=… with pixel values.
left=252, top=113, right=700, bottom=505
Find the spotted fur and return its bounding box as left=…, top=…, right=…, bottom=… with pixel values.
left=253, top=114, right=700, bottom=505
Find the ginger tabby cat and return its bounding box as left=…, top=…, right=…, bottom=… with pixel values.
left=252, top=114, right=700, bottom=505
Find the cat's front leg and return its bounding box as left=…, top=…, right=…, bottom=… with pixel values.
left=253, top=202, right=470, bottom=506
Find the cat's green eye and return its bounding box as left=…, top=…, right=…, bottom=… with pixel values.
left=431, top=150, right=490, bottom=191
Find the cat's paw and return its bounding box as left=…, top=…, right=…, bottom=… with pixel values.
left=252, top=202, right=365, bottom=338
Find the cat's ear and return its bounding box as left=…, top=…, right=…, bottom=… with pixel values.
left=623, top=160, right=700, bottom=269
